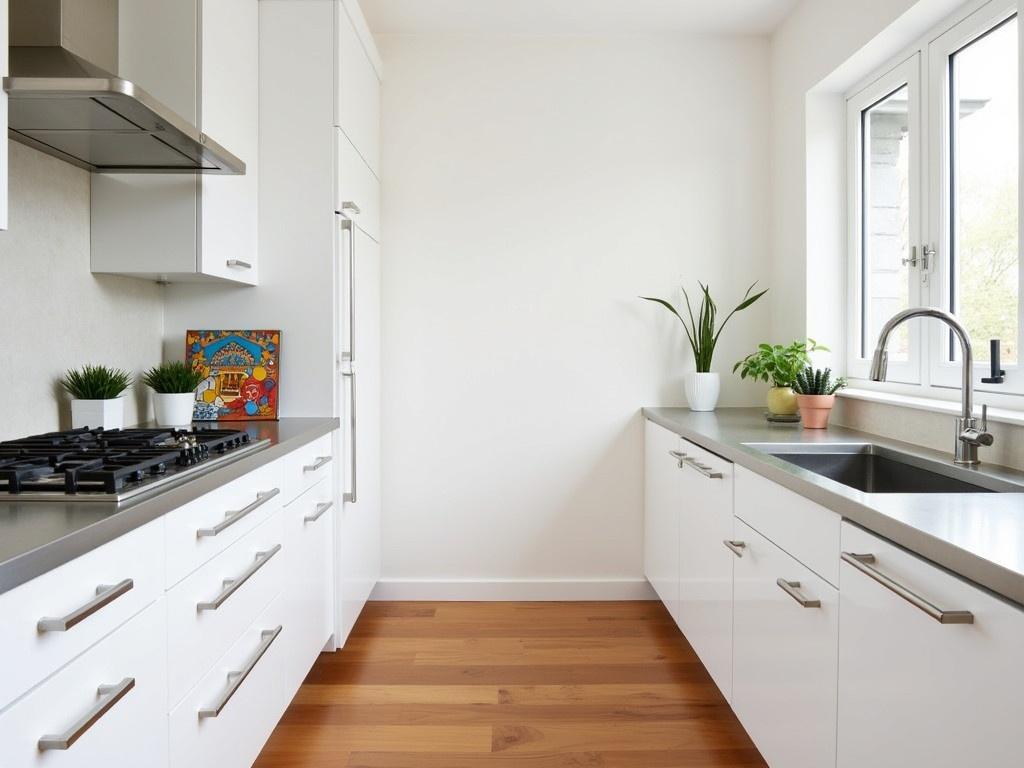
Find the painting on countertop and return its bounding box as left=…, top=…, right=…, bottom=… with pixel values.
left=187, top=330, right=281, bottom=421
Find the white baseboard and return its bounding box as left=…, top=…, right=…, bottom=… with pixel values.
left=369, top=579, right=657, bottom=601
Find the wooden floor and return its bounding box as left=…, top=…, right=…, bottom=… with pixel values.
left=254, top=601, right=766, bottom=767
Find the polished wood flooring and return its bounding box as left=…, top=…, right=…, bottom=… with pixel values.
left=254, top=601, right=766, bottom=767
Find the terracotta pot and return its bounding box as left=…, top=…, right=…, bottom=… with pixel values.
left=766, top=386, right=798, bottom=415
left=797, top=394, right=836, bottom=429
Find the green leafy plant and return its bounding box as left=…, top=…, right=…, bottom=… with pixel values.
left=794, top=366, right=847, bottom=396
left=640, top=282, right=767, bottom=372
left=733, top=339, right=828, bottom=388
left=60, top=365, right=132, bottom=400
left=141, top=361, right=205, bottom=394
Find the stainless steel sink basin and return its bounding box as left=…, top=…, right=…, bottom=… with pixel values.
left=744, top=443, right=1021, bottom=494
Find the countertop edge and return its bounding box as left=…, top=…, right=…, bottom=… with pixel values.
left=0, top=417, right=340, bottom=595
left=642, top=407, right=1024, bottom=608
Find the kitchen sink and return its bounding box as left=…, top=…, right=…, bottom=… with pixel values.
left=744, top=443, right=1022, bottom=494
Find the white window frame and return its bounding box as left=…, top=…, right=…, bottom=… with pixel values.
left=846, top=0, right=1022, bottom=401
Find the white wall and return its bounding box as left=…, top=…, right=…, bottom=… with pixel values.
left=0, top=143, right=164, bottom=439
left=376, top=33, right=771, bottom=597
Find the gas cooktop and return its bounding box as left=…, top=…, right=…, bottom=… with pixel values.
left=0, top=426, right=270, bottom=502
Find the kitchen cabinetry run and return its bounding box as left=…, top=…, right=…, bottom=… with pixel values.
left=837, top=522, right=1024, bottom=768
left=91, top=0, right=260, bottom=284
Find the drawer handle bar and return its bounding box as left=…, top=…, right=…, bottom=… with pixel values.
left=723, top=540, right=746, bottom=558
left=303, top=456, right=333, bottom=473
left=198, top=626, right=283, bottom=719
left=776, top=578, right=821, bottom=608
left=682, top=456, right=723, bottom=479
left=304, top=500, right=334, bottom=524
left=197, top=544, right=282, bottom=612
left=37, top=578, right=134, bottom=632
left=38, top=677, right=135, bottom=751
left=197, top=488, right=281, bottom=538
left=226, top=259, right=252, bottom=269
left=841, top=552, right=974, bottom=625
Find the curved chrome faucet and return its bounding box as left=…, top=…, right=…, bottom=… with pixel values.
left=869, top=307, right=993, bottom=465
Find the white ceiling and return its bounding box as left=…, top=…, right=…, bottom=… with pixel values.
left=361, top=0, right=801, bottom=36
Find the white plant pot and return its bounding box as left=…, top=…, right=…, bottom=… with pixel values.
left=685, top=372, right=721, bottom=412
left=152, top=392, right=196, bottom=427
left=71, top=397, right=125, bottom=431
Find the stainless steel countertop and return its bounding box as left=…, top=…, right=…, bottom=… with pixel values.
left=643, top=407, right=1024, bottom=607
left=0, top=417, right=339, bottom=595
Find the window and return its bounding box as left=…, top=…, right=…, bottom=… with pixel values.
left=848, top=0, right=1021, bottom=396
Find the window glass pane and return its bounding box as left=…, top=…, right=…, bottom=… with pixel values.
left=950, top=16, right=1019, bottom=365
left=862, top=86, right=911, bottom=360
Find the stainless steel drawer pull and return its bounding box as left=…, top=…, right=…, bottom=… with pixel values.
left=340, top=200, right=362, bottom=215
left=197, top=544, right=282, bottom=612
left=304, top=501, right=333, bottom=524
left=777, top=578, right=821, bottom=608
left=683, top=456, right=723, bottom=479
left=841, top=552, right=974, bottom=625
left=198, top=626, right=282, bottom=719
left=303, top=456, right=333, bottom=473
left=38, top=677, right=135, bottom=751
left=226, top=259, right=252, bottom=269
left=667, top=449, right=687, bottom=467
left=723, top=540, right=746, bottom=558
left=37, top=579, right=135, bottom=632
left=197, top=488, right=281, bottom=538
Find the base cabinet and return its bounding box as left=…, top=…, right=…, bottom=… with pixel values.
left=732, top=520, right=838, bottom=768
left=837, top=522, right=1024, bottom=768
left=643, top=420, right=682, bottom=623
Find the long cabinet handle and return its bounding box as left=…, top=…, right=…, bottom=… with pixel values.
left=198, top=626, right=282, bottom=719
left=226, top=259, right=252, bottom=270
left=341, top=217, right=356, bottom=364
left=723, top=540, right=746, bottom=558
left=197, top=488, right=280, bottom=538
left=841, top=552, right=974, bottom=625
left=197, top=544, right=282, bottom=612
left=38, top=578, right=134, bottom=632
left=342, top=369, right=357, bottom=503
left=38, top=677, right=135, bottom=751
left=667, top=449, right=687, bottom=467
left=304, top=501, right=333, bottom=524
left=682, top=456, right=723, bottom=479
left=776, top=578, right=821, bottom=608
left=303, top=456, right=332, bottom=473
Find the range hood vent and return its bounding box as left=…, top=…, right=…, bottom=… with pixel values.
left=3, top=0, right=245, bottom=174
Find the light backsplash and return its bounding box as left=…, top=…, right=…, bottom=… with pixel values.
left=0, top=143, right=164, bottom=440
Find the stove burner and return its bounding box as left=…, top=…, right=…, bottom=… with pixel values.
left=0, top=427, right=254, bottom=495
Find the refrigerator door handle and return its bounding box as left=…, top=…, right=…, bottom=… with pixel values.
left=341, top=367, right=357, bottom=503
left=340, top=217, right=356, bottom=365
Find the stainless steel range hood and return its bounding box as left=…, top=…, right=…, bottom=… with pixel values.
left=3, top=0, right=245, bottom=174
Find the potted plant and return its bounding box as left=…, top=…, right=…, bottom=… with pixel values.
left=142, top=361, right=204, bottom=427
left=61, top=365, right=133, bottom=430
left=794, top=366, right=847, bottom=429
left=734, top=339, right=827, bottom=416
left=641, top=282, right=767, bottom=412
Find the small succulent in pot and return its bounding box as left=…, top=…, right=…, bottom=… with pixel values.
left=793, top=366, right=847, bottom=429
left=142, top=361, right=204, bottom=427
left=61, top=365, right=133, bottom=430
left=733, top=339, right=828, bottom=417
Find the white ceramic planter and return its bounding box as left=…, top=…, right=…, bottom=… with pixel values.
left=71, top=397, right=125, bottom=431
left=152, top=392, right=196, bottom=427
left=685, top=371, right=721, bottom=412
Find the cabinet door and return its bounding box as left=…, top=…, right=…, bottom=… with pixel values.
left=335, top=127, right=381, bottom=242
left=199, top=0, right=260, bottom=285
left=643, top=420, right=682, bottom=624
left=336, top=227, right=381, bottom=647
left=733, top=520, right=838, bottom=768
left=837, top=522, right=1024, bottom=768
left=676, top=440, right=734, bottom=700
left=335, top=0, right=381, bottom=175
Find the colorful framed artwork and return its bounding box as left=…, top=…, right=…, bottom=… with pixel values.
left=187, top=330, right=281, bottom=421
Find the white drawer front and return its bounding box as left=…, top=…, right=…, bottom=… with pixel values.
left=0, top=519, right=164, bottom=709
left=166, top=510, right=285, bottom=707
left=165, top=459, right=285, bottom=586
left=282, top=432, right=334, bottom=506
left=734, top=465, right=841, bottom=585
left=169, top=595, right=288, bottom=768
left=0, top=599, right=168, bottom=767
left=283, top=478, right=335, bottom=695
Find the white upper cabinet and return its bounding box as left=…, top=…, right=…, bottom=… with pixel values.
left=335, top=0, right=381, bottom=177
left=91, top=0, right=259, bottom=285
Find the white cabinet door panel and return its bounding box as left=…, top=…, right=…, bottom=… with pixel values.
left=643, top=420, right=682, bottom=624
left=335, top=127, right=381, bottom=242
left=335, top=0, right=380, bottom=175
